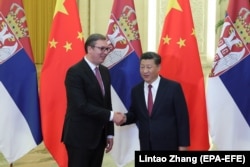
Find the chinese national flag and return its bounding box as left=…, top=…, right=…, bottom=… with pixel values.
left=40, top=0, right=85, bottom=166
left=158, top=0, right=209, bottom=150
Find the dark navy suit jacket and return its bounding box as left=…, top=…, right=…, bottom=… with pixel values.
left=62, top=58, right=114, bottom=149
left=125, top=77, right=190, bottom=150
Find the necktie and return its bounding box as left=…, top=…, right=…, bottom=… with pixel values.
left=95, top=67, right=104, bottom=95
left=147, top=84, right=153, bottom=116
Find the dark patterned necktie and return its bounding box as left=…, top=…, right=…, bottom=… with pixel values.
left=148, top=84, right=153, bottom=116
left=95, top=67, right=104, bottom=95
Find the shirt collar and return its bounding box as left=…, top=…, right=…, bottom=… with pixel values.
left=84, top=57, right=97, bottom=71
left=145, top=75, right=160, bottom=88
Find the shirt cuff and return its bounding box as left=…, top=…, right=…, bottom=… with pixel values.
left=107, top=135, right=113, bottom=139
left=109, top=111, right=114, bottom=121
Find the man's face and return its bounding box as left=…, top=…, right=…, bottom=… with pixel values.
left=88, top=40, right=111, bottom=65
left=140, top=59, right=160, bottom=84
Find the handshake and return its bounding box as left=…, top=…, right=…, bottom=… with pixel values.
left=113, top=112, right=126, bottom=126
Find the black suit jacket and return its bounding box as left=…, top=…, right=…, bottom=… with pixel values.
left=62, top=58, right=114, bottom=149
left=125, top=77, right=190, bottom=150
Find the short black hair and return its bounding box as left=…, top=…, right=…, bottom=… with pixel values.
left=84, top=33, right=107, bottom=53
left=140, top=51, right=161, bottom=65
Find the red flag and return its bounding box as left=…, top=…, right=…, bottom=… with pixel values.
left=40, top=0, right=85, bottom=166
left=158, top=0, right=209, bottom=150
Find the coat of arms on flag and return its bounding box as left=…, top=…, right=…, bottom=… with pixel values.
left=104, top=5, right=141, bottom=68
left=210, top=7, right=250, bottom=77
left=0, top=3, right=26, bottom=64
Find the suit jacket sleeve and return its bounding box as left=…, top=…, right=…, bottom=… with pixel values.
left=174, top=83, right=190, bottom=147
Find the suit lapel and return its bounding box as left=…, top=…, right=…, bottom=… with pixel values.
left=136, top=83, right=149, bottom=116
left=82, top=59, right=104, bottom=96
left=151, top=78, right=167, bottom=116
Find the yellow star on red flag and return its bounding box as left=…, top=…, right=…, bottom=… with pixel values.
left=166, top=0, right=182, bottom=15
left=49, top=38, right=58, bottom=48
left=162, top=35, right=171, bottom=45
left=63, top=41, right=72, bottom=52
left=77, top=32, right=84, bottom=41
left=54, top=0, right=68, bottom=17
left=177, top=38, right=186, bottom=48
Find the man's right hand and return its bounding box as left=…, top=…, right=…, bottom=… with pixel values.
left=113, top=112, right=126, bottom=125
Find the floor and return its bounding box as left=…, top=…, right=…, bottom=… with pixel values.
left=0, top=142, right=134, bottom=167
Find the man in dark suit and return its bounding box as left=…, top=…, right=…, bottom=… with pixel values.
left=61, top=33, right=124, bottom=167
left=120, top=51, right=190, bottom=151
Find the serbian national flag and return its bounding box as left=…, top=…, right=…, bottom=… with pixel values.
left=0, top=0, right=42, bottom=163
left=158, top=0, right=209, bottom=150
left=207, top=0, right=250, bottom=149
left=104, top=0, right=142, bottom=166
left=40, top=0, right=85, bottom=166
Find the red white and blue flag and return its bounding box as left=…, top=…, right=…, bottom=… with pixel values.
left=0, top=0, right=42, bottom=163
left=104, top=0, right=142, bottom=166
left=207, top=0, right=250, bottom=149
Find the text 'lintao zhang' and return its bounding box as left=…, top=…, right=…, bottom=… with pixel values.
left=139, top=155, right=198, bottom=164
